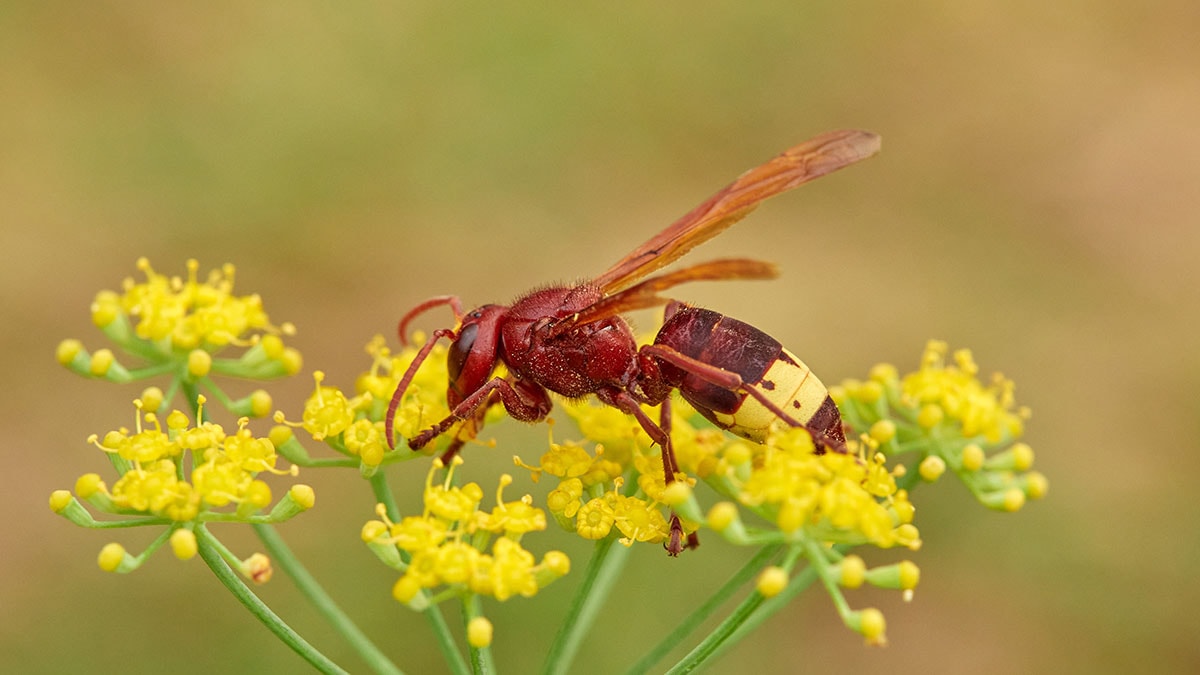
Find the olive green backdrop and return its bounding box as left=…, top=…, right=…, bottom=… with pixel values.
left=3, top=3, right=1197, bottom=673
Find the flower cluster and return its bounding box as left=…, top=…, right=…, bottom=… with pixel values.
left=56, top=258, right=300, bottom=416
left=50, top=396, right=313, bottom=577
left=273, top=335, right=471, bottom=472
left=51, top=259, right=312, bottom=582
left=362, top=458, right=569, bottom=606
left=834, top=340, right=1048, bottom=511
left=519, top=399, right=920, bottom=645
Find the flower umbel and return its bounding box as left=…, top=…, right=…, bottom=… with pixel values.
left=365, top=458, right=569, bottom=607
left=52, top=395, right=311, bottom=577
left=834, top=340, right=1047, bottom=510
left=57, top=258, right=300, bottom=417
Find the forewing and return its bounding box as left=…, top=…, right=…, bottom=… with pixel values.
left=592, top=129, right=880, bottom=294
left=549, top=259, right=778, bottom=337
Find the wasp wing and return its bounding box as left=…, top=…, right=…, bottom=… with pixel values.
left=591, top=129, right=880, bottom=295
left=548, top=259, right=777, bottom=338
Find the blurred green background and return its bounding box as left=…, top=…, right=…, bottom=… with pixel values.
left=4, top=2, right=1198, bottom=673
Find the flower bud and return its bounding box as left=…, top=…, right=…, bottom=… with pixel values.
left=756, top=566, right=789, bottom=598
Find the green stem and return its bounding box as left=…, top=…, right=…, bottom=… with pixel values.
left=664, top=545, right=804, bottom=675
left=463, top=594, right=496, bottom=674
left=541, top=536, right=631, bottom=675
left=715, top=564, right=819, bottom=659
left=180, top=379, right=206, bottom=421
left=78, top=516, right=173, bottom=529
left=254, top=524, right=405, bottom=675
left=664, top=587, right=765, bottom=675
left=624, top=544, right=782, bottom=675
left=369, top=473, right=470, bottom=675
left=195, top=526, right=348, bottom=675
left=122, top=361, right=181, bottom=380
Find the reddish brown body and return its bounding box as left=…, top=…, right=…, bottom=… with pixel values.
left=384, top=129, right=881, bottom=554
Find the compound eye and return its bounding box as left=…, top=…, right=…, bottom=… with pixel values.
left=447, top=323, right=478, bottom=383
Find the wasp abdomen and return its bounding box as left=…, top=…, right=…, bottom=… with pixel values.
left=654, top=307, right=840, bottom=444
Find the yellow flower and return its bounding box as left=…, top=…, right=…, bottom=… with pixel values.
left=729, top=428, right=917, bottom=549
left=839, top=341, right=1046, bottom=512
left=902, top=341, right=1025, bottom=443
left=475, top=475, right=548, bottom=537
left=375, top=460, right=569, bottom=606
left=574, top=498, right=616, bottom=540
left=70, top=401, right=304, bottom=528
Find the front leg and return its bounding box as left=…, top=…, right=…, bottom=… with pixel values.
left=409, top=376, right=551, bottom=450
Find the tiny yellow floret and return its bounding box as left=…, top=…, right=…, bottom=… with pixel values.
left=56, top=339, right=83, bottom=366
left=467, top=616, right=494, bottom=649
left=281, top=348, right=304, bottom=375
left=393, top=576, right=421, bottom=603
left=706, top=501, right=739, bottom=532
left=757, top=566, right=789, bottom=598
left=1011, top=442, right=1035, bottom=471
left=1002, top=487, right=1026, bottom=512
left=1024, top=471, right=1049, bottom=500
left=855, top=380, right=884, bottom=403
left=289, top=484, right=316, bottom=510
left=918, top=455, right=946, bottom=482
left=661, top=481, right=692, bottom=507
left=361, top=520, right=388, bottom=542
left=243, top=553, right=273, bottom=584
left=139, top=386, right=165, bottom=413
left=187, top=349, right=212, bottom=377
left=916, top=404, right=944, bottom=430
left=75, top=473, right=104, bottom=498
left=961, top=444, right=985, bottom=472
left=249, top=390, right=273, bottom=418
left=899, top=560, right=920, bottom=590
left=839, top=554, right=866, bottom=588
left=869, top=419, right=896, bottom=444
left=98, top=543, right=126, bottom=572
left=90, top=348, right=115, bottom=376
left=170, top=529, right=198, bottom=560
left=49, top=490, right=73, bottom=513
left=269, top=424, right=294, bottom=447
left=857, top=608, right=887, bottom=645
left=543, top=550, right=571, bottom=576
left=868, top=362, right=899, bottom=384
left=260, top=334, right=285, bottom=359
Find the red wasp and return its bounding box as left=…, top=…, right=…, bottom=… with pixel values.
left=385, top=129, right=881, bottom=554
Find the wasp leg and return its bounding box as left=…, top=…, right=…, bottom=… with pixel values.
left=386, top=328, right=457, bottom=449
left=409, top=376, right=551, bottom=450
left=597, top=388, right=689, bottom=556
